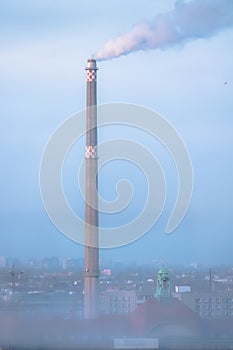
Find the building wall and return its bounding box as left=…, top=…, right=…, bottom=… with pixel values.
left=100, top=290, right=137, bottom=314
left=176, top=292, right=233, bottom=318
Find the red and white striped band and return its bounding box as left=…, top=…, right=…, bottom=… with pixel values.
left=86, top=70, right=96, bottom=82
left=85, top=145, right=98, bottom=158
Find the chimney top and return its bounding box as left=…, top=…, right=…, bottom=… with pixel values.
left=86, top=58, right=98, bottom=70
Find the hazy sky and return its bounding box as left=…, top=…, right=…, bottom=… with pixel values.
left=1, top=0, right=233, bottom=264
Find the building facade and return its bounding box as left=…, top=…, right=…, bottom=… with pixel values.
left=100, top=290, right=137, bottom=314
left=178, top=292, right=233, bottom=318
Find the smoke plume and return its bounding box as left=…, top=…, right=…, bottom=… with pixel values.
left=94, top=0, right=233, bottom=61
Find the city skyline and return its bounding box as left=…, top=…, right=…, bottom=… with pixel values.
left=1, top=0, right=233, bottom=263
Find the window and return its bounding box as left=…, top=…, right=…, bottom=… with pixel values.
left=201, top=298, right=208, bottom=302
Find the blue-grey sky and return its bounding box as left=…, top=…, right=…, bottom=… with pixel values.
left=1, top=0, right=233, bottom=264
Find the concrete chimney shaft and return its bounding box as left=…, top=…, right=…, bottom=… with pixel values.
left=84, top=58, right=99, bottom=319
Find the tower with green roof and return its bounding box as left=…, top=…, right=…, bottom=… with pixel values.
left=154, top=266, right=172, bottom=303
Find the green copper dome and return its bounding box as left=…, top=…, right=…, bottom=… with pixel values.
left=158, top=267, right=168, bottom=275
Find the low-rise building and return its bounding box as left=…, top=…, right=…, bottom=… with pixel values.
left=177, top=292, right=233, bottom=318
left=100, top=290, right=137, bottom=314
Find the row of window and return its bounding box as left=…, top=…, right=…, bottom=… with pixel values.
left=200, top=310, right=233, bottom=316
left=196, top=304, right=233, bottom=310
left=110, top=306, right=131, bottom=313
left=196, top=297, right=233, bottom=303
left=109, top=296, right=131, bottom=302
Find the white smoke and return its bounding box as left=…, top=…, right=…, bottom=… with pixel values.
left=94, top=0, right=233, bottom=61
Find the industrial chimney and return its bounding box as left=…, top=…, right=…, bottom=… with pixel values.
left=84, top=59, right=99, bottom=319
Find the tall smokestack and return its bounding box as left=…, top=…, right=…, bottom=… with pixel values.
left=84, top=59, right=99, bottom=319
